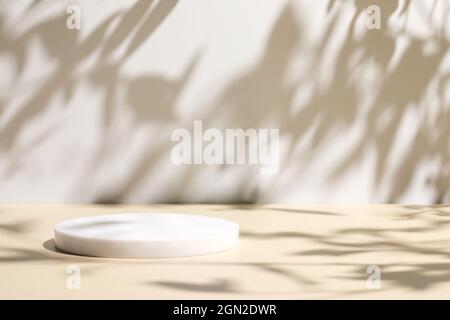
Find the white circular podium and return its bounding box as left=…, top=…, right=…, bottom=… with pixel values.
left=54, top=213, right=239, bottom=259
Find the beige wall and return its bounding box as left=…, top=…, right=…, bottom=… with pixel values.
left=0, top=0, right=449, bottom=203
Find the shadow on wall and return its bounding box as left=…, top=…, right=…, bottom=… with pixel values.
left=0, top=0, right=448, bottom=202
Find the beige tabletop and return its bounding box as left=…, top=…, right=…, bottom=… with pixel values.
left=1, top=204, right=450, bottom=299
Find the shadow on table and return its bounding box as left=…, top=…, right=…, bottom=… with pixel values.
left=0, top=239, right=80, bottom=263
left=213, top=204, right=344, bottom=216
left=147, top=206, right=450, bottom=295
left=144, top=261, right=319, bottom=295
left=0, top=239, right=102, bottom=264
left=1, top=205, right=449, bottom=296
left=151, top=278, right=237, bottom=293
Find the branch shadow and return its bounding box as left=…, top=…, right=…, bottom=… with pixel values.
left=151, top=278, right=238, bottom=294
left=1, top=1, right=447, bottom=202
